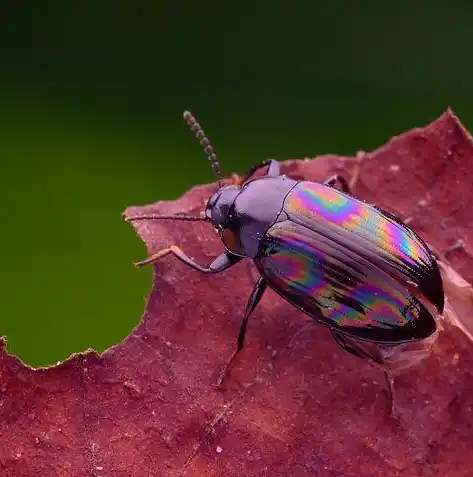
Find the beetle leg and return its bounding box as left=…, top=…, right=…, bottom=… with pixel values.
left=436, top=260, right=473, bottom=343
left=330, top=330, right=400, bottom=417
left=444, top=238, right=470, bottom=257
left=323, top=174, right=351, bottom=193
left=245, top=261, right=260, bottom=286
left=427, top=239, right=473, bottom=267
left=384, top=372, right=397, bottom=417
left=324, top=152, right=364, bottom=193
left=424, top=239, right=473, bottom=343
left=233, top=159, right=280, bottom=185
left=217, top=277, right=268, bottom=387
left=135, top=246, right=242, bottom=273
left=331, top=329, right=383, bottom=363
left=266, top=159, right=281, bottom=177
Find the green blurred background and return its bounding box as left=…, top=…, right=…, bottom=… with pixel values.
left=1, top=1, right=473, bottom=366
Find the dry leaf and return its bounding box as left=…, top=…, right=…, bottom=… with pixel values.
left=2, top=110, right=473, bottom=477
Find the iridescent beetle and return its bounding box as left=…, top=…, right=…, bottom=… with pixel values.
left=127, top=111, right=473, bottom=413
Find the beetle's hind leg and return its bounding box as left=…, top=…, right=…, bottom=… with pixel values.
left=427, top=239, right=470, bottom=263
left=444, top=238, right=469, bottom=256
left=217, top=277, right=268, bottom=388
left=427, top=240, right=473, bottom=344
left=330, top=330, right=400, bottom=418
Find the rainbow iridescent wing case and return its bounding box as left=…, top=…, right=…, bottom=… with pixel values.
left=254, top=181, right=444, bottom=343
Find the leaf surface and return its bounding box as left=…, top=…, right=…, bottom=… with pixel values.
left=2, top=110, right=473, bottom=477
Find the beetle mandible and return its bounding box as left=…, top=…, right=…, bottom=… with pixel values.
left=127, top=111, right=449, bottom=413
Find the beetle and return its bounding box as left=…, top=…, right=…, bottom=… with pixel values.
left=127, top=111, right=453, bottom=414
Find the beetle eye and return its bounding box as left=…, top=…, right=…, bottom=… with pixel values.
left=220, top=228, right=244, bottom=256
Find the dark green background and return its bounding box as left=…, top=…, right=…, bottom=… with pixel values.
left=2, top=1, right=473, bottom=366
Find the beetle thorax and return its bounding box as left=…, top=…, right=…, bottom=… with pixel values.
left=207, top=176, right=298, bottom=258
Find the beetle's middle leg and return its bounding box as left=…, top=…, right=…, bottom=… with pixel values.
left=245, top=261, right=260, bottom=286
left=233, top=159, right=281, bottom=185
left=324, top=151, right=364, bottom=193
left=323, top=174, right=351, bottom=193
left=217, top=277, right=268, bottom=387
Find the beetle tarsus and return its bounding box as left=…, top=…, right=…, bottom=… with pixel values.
left=134, top=247, right=175, bottom=267
left=135, top=246, right=242, bottom=273
left=216, top=350, right=242, bottom=388
left=444, top=238, right=468, bottom=257
left=384, top=372, right=398, bottom=419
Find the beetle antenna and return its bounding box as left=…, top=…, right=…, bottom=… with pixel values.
left=183, top=111, right=223, bottom=189
left=125, top=214, right=206, bottom=223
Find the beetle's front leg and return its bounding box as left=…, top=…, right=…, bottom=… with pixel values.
left=135, top=246, right=242, bottom=273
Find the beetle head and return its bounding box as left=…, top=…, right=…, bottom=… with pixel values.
left=205, top=185, right=240, bottom=228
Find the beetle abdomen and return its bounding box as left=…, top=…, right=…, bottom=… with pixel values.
left=255, top=220, right=437, bottom=343
left=282, top=181, right=444, bottom=313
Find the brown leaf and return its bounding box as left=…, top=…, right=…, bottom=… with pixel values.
left=2, top=109, right=473, bottom=477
